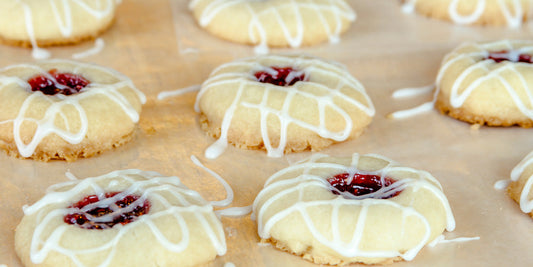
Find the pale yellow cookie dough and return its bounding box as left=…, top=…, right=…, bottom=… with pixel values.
left=253, top=153, right=456, bottom=265
left=0, top=60, right=145, bottom=161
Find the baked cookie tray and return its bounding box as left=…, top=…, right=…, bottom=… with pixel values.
left=1, top=0, right=532, bottom=266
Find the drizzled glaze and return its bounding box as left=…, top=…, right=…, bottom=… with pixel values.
left=195, top=55, right=375, bottom=159
left=0, top=59, right=146, bottom=158
left=12, top=0, right=115, bottom=59
left=189, top=0, right=356, bottom=54
left=20, top=169, right=227, bottom=266
left=402, top=0, right=532, bottom=28
left=510, top=150, right=533, bottom=214
left=390, top=40, right=533, bottom=121
left=253, top=153, right=455, bottom=262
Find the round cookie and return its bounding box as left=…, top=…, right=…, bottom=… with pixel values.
left=195, top=55, right=375, bottom=159
left=0, top=0, right=116, bottom=49
left=252, top=153, right=455, bottom=265
left=0, top=59, right=145, bottom=161
left=508, top=151, right=533, bottom=218
left=435, top=40, right=533, bottom=127
left=402, top=0, right=533, bottom=27
left=189, top=0, right=355, bottom=52
left=15, top=169, right=227, bottom=267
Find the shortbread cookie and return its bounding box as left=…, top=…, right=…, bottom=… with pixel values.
left=0, top=0, right=116, bottom=48
left=189, top=0, right=355, bottom=52
left=402, top=0, right=533, bottom=27
left=0, top=60, right=145, bottom=161
left=508, top=151, right=533, bottom=218
left=435, top=40, right=533, bottom=127
left=253, top=153, right=455, bottom=265
left=15, top=169, right=227, bottom=267
left=195, top=55, right=375, bottom=159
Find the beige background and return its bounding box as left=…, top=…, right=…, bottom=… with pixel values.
left=1, top=0, right=533, bottom=266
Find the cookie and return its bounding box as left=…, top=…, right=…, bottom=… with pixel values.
left=195, top=54, right=375, bottom=159
left=0, top=0, right=116, bottom=47
left=435, top=40, right=533, bottom=127
left=402, top=0, right=533, bottom=27
left=189, top=0, right=355, bottom=52
left=508, top=151, right=533, bottom=218
left=15, top=169, right=227, bottom=267
left=253, top=153, right=456, bottom=265
left=0, top=59, right=145, bottom=161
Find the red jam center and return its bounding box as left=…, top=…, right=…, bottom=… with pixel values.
left=254, top=67, right=306, bottom=86
left=327, top=173, right=401, bottom=199
left=28, top=69, right=90, bottom=95
left=63, top=192, right=150, bottom=230
left=487, top=51, right=532, bottom=63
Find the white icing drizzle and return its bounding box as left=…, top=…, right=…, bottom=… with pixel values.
left=392, top=84, right=434, bottom=98
left=253, top=153, right=456, bottom=261
left=0, top=59, right=146, bottom=158
left=195, top=55, right=375, bottom=159
left=427, top=234, right=480, bottom=247
left=14, top=0, right=115, bottom=59
left=65, top=170, right=79, bottom=181
left=189, top=0, right=355, bottom=53
left=72, top=38, right=105, bottom=59
left=494, top=179, right=511, bottom=190
left=510, top=150, right=533, bottom=213
left=402, top=0, right=530, bottom=27
left=190, top=155, right=253, bottom=217
left=157, top=85, right=201, bottom=100
left=191, top=155, right=234, bottom=207
left=390, top=40, right=533, bottom=120
left=22, top=169, right=226, bottom=266
left=224, top=262, right=236, bottom=267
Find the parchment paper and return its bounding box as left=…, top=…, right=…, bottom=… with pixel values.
left=1, top=0, right=533, bottom=266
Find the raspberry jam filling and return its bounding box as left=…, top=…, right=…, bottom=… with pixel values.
left=63, top=192, right=150, bottom=230
left=254, top=67, right=307, bottom=86
left=28, top=69, right=90, bottom=95
left=327, top=173, right=401, bottom=199
left=487, top=51, right=533, bottom=63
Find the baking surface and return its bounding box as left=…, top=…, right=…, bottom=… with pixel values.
left=1, top=0, right=533, bottom=266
